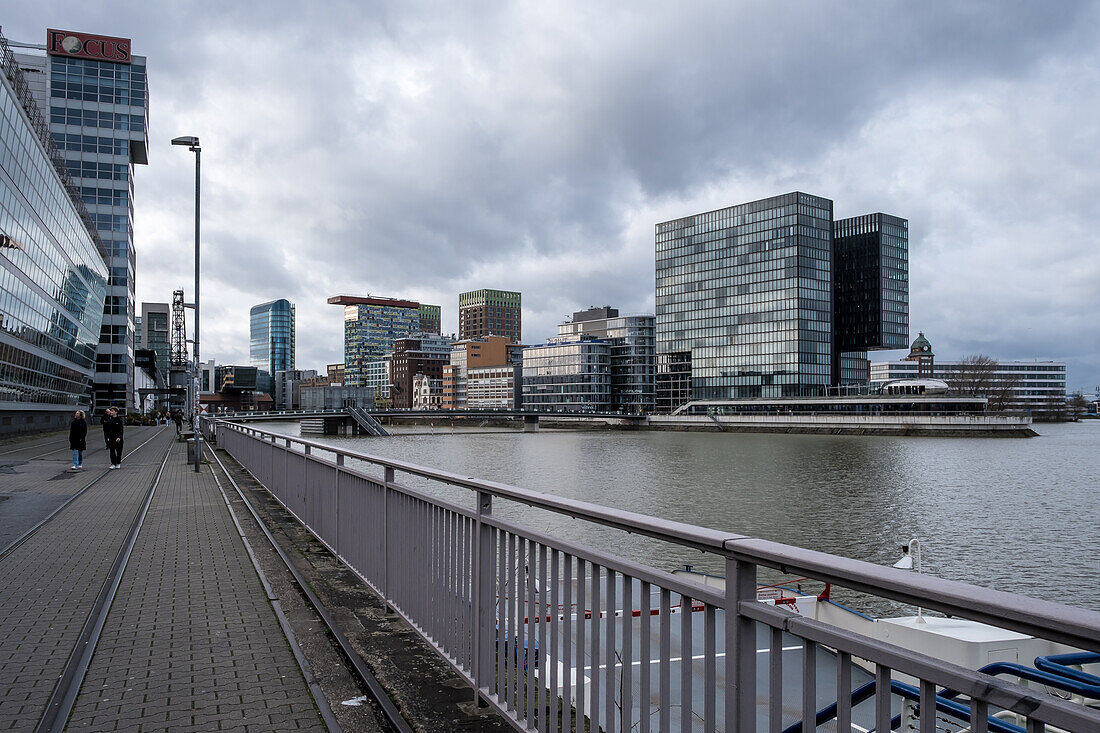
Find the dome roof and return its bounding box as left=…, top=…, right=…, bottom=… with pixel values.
left=909, top=331, right=933, bottom=356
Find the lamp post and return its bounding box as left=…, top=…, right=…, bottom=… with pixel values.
left=893, top=538, right=925, bottom=622
left=172, top=135, right=202, bottom=472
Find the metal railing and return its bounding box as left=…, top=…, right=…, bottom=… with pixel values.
left=215, top=421, right=1100, bottom=732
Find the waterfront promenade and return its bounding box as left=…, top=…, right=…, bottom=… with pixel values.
left=0, top=426, right=509, bottom=732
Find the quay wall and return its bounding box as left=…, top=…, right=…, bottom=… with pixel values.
left=646, top=413, right=1037, bottom=437
left=376, top=412, right=1036, bottom=436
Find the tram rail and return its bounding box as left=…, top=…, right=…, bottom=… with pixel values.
left=206, top=444, right=414, bottom=733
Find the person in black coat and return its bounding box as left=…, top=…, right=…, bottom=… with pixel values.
left=69, top=410, right=87, bottom=470
left=102, top=407, right=125, bottom=468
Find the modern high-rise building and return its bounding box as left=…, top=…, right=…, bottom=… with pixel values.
left=250, top=298, right=295, bottom=394
left=832, top=213, right=909, bottom=384
left=557, top=307, right=656, bottom=414
left=0, top=30, right=109, bottom=434
left=655, top=192, right=907, bottom=408
left=14, top=29, right=149, bottom=415
left=328, top=295, right=439, bottom=386
left=458, top=289, right=521, bottom=342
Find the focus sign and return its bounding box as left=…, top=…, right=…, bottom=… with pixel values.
left=46, top=29, right=131, bottom=64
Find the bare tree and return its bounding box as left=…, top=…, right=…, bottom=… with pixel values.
left=948, top=354, right=1018, bottom=411
left=1068, top=391, right=1088, bottom=419
left=949, top=354, right=998, bottom=395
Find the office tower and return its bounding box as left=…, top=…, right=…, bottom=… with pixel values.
left=419, top=303, right=441, bottom=335
left=328, top=295, right=434, bottom=386
left=14, top=29, right=149, bottom=414
left=250, top=299, right=295, bottom=394
left=458, top=289, right=521, bottom=342
left=832, top=213, right=909, bottom=384
left=0, top=30, right=109, bottom=434
left=655, top=192, right=908, bottom=408
left=558, top=307, right=656, bottom=414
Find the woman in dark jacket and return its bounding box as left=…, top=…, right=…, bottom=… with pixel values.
left=69, top=410, right=87, bottom=470
left=102, top=407, right=125, bottom=469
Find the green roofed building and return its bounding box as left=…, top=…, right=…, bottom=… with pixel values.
left=458, top=289, right=521, bottom=343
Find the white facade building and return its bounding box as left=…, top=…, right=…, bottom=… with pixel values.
left=870, top=359, right=1066, bottom=415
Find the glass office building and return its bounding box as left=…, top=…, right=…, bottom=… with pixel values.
left=832, top=213, right=909, bottom=384
left=557, top=307, right=656, bottom=414
left=14, top=30, right=149, bottom=415
left=655, top=192, right=908, bottom=408
left=329, top=295, right=439, bottom=387
left=250, top=298, right=295, bottom=394
left=522, top=336, right=611, bottom=412
left=0, top=32, right=109, bottom=434
left=656, top=192, right=836, bottom=401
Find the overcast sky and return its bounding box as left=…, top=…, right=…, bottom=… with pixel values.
left=7, top=2, right=1100, bottom=392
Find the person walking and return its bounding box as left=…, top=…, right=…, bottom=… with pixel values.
left=102, top=407, right=125, bottom=469
left=172, top=410, right=183, bottom=436
left=69, top=410, right=87, bottom=470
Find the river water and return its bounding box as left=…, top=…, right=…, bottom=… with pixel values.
left=256, top=420, right=1100, bottom=614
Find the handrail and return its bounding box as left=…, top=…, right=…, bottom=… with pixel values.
left=216, top=420, right=1100, bottom=653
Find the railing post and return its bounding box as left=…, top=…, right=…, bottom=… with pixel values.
left=383, top=466, right=394, bottom=612
left=726, top=556, right=757, bottom=733
left=473, top=490, right=493, bottom=704
left=335, top=454, right=344, bottom=557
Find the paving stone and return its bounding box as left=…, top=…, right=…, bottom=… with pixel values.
left=0, top=430, right=325, bottom=732
left=66, top=440, right=325, bottom=731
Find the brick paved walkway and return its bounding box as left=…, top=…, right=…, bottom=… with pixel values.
left=0, top=429, right=326, bottom=732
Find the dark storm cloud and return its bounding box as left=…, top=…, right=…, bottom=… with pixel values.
left=4, top=2, right=1099, bottom=389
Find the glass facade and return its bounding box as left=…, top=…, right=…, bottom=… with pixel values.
left=522, top=337, right=611, bottom=411
left=250, top=298, right=295, bottom=394
left=557, top=307, right=655, bottom=414
left=342, top=301, right=420, bottom=386
left=0, top=41, right=109, bottom=431
left=656, top=192, right=835, bottom=401
left=16, top=39, right=149, bottom=414
left=656, top=193, right=909, bottom=407
left=832, top=213, right=909, bottom=383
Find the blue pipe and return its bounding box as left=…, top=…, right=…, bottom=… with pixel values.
left=1033, top=651, right=1100, bottom=688
left=782, top=679, right=1025, bottom=733
left=939, top=661, right=1100, bottom=699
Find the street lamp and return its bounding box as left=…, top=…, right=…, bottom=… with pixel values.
left=172, top=135, right=202, bottom=472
